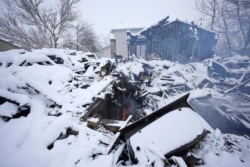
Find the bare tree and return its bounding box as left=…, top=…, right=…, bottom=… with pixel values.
left=221, top=3, right=232, bottom=56
left=61, top=21, right=101, bottom=52
left=242, top=1, right=250, bottom=52
left=195, top=0, right=220, bottom=30
left=196, top=0, right=250, bottom=56
left=195, top=0, right=232, bottom=56
left=76, top=22, right=99, bottom=51
left=0, top=0, right=80, bottom=49
left=227, top=0, right=250, bottom=54
left=100, top=33, right=111, bottom=47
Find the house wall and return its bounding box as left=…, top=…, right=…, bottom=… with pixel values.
left=133, top=20, right=218, bottom=63
left=110, top=39, right=116, bottom=59
left=0, top=39, right=19, bottom=51
left=111, top=28, right=143, bottom=58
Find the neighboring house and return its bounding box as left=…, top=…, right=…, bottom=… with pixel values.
left=110, top=27, right=143, bottom=59
left=0, top=39, right=20, bottom=51
left=127, top=17, right=218, bottom=63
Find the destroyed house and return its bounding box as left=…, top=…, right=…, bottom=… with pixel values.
left=127, top=17, right=218, bottom=63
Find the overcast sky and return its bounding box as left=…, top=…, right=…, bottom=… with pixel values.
left=0, top=0, right=201, bottom=39
left=79, top=0, right=200, bottom=36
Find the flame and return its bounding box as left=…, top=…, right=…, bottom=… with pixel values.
left=122, top=107, right=127, bottom=121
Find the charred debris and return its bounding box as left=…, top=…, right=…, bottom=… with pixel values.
left=65, top=58, right=203, bottom=165
left=127, top=17, right=218, bottom=63
left=82, top=69, right=206, bottom=166
left=75, top=53, right=249, bottom=165
left=46, top=51, right=248, bottom=166
left=81, top=66, right=157, bottom=123
left=1, top=49, right=249, bottom=166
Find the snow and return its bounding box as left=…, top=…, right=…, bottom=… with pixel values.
left=0, top=102, right=18, bottom=117
left=129, top=108, right=211, bottom=165
left=203, top=152, right=244, bottom=167
left=192, top=131, right=250, bottom=167
left=88, top=117, right=100, bottom=123
left=0, top=89, right=30, bottom=106
left=0, top=51, right=54, bottom=67
left=170, top=156, right=188, bottom=167
left=0, top=48, right=249, bottom=167
left=188, top=88, right=212, bottom=99
left=223, top=54, right=249, bottom=64
left=115, top=60, right=144, bottom=77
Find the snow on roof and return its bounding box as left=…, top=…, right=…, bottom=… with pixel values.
left=137, top=16, right=217, bottom=36
left=111, top=27, right=143, bottom=33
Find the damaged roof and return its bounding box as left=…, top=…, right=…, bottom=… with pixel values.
left=0, top=48, right=249, bottom=166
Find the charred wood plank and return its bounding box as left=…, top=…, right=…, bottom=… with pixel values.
left=165, top=130, right=208, bottom=158
left=106, top=115, right=132, bottom=154
left=81, top=98, right=104, bottom=121
left=119, top=93, right=192, bottom=140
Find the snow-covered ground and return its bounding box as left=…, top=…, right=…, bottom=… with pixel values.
left=0, top=49, right=249, bottom=167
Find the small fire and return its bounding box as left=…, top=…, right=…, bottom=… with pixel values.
left=122, top=107, right=128, bottom=120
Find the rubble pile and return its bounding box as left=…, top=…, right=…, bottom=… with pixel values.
left=0, top=49, right=249, bottom=167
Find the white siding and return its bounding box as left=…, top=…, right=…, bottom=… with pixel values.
left=111, top=28, right=143, bottom=58
left=114, top=31, right=127, bottom=56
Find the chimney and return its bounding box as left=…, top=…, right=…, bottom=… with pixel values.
left=110, top=39, right=116, bottom=59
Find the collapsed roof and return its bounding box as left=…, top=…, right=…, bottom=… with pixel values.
left=0, top=49, right=249, bottom=166
left=127, top=17, right=218, bottom=63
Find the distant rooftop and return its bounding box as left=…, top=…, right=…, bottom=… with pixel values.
left=111, top=27, right=143, bottom=33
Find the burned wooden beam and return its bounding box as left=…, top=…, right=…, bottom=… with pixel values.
left=102, top=119, right=127, bottom=133
left=87, top=117, right=101, bottom=129
left=81, top=98, right=105, bottom=121
left=119, top=93, right=192, bottom=140
left=104, top=93, right=212, bottom=165
left=81, top=73, right=147, bottom=122
left=106, top=115, right=133, bottom=154
left=164, top=130, right=208, bottom=158
left=80, top=76, right=116, bottom=121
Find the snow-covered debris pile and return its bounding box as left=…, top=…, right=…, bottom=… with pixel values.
left=0, top=49, right=250, bottom=167
left=208, top=55, right=250, bottom=86
left=33, top=48, right=99, bottom=72
left=0, top=49, right=54, bottom=67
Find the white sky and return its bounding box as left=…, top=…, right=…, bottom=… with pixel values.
left=79, top=0, right=200, bottom=36
left=0, top=0, right=201, bottom=41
